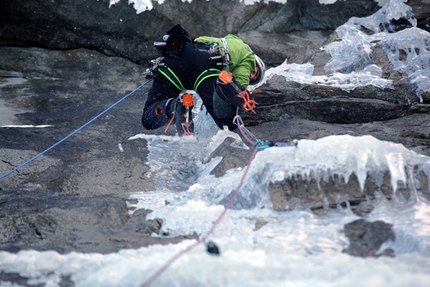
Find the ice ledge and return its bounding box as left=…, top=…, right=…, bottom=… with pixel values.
left=216, top=135, right=430, bottom=210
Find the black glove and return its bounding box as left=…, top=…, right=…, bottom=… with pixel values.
left=215, top=71, right=256, bottom=112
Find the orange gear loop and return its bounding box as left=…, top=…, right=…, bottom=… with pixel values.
left=237, top=90, right=257, bottom=112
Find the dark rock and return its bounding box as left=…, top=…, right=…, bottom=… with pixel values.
left=0, top=0, right=429, bottom=262
left=206, top=240, right=221, bottom=255
left=248, top=115, right=430, bottom=158
left=352, top=201, right=374, bottom=216
left=409, top=0, right=430, bottom=23
left=239, top=30, right=332, bottom=67
left=0, top=188, right=198, bottom=254
left=296, top=0, right=380, bottom=30
left=266, top=165, right=430, bottom=213
left=0, top=0, right=381, bottom=65
left=243, top=78, right=420, bottom=126
left=254, top=219, right=269, bottom=231
left=343, top=219, right=396, bottom=258
left=205, top=137, right=253, bottom=178
left=0, top=47, right=197, bottom=254
left=0, top=0, right=428, bottom=67
left=0, top=272, right=48, bottom=287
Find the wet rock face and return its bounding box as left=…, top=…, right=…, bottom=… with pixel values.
left=0, top=189, right=199, bottom=254
left=206, top=137, right=253, bottom=178
left=343, top=219, right=396, bottom=258
left=0, top=40, right=429, bottom=258
left=267, top=166, right=430, bottom=214
left=1, top=0, right=430, bottom=263
left=0, top=0, right=380, bottom=64
left=244, top=79, right=421, bottom=126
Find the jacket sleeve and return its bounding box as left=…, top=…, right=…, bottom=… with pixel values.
left=230, top=56, right=255, bottom=87
left=141, top=75, right=178, bottom=130
left=225, top=35, right=256, bottom=88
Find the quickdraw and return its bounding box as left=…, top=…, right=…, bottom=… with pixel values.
left=180, top=93, right=194, bottom=136
left=233, top=113, right=298, bottom=150
left=143, top=57, right=165, bottom=79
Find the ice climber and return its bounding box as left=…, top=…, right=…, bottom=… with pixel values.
left=141, top=24, right=265, bottom=136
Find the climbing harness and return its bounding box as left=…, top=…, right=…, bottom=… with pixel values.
left=194, top=68, right=221, bottom=91
left=148, top=58, right=220, bottom=136
left=158, top=66, right=186, bottom=91
left=0, top=77, right=155, bottom=181
left=146, top=57, right=221, bottom=93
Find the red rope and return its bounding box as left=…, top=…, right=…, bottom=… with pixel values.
left=140, top=125, right=259, bottom=286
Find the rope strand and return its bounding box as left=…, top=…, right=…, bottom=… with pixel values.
left=140, top=109, right=260, bottom=286
left=140, top=144, right=259, bottom=287
left=0, top=77, right=154, bottom=181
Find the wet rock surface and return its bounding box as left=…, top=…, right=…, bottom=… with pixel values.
left=1, top=41, right=429, bottom=260
left=0, top=0, right=383, bottom=65
left=0, top=189, right=199, bottom=254
left=343, top=219, right=396, bottom=258
left=1, top=1, right=430, bottom=271
left=0, top=48, right=199, bottom=256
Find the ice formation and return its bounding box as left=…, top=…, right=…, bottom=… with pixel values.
left=323, top=0, right=430, bottom=99
left=379, top=27, right=430, bottom=98
left=132, top=132, right=430, bottom=219
left=236, top=135, right=430, bottom=208
left=1, top=128, right=430, bottom=286
left=255, top=0, right=430, bottom=98
left=1, top=1, right=430, bottom=287
left=109, top=0, right=393, bottom=12
left=263, top=60, right=393, bottom=91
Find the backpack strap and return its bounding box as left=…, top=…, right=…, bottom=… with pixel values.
left=194, top=68, right=221, bottom=91
left=158, top=66, right=185, bottom=91
left=158, top=64, right=220, bottom=92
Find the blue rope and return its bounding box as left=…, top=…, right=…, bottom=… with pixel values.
left=0, top=77, right=154, bottom=181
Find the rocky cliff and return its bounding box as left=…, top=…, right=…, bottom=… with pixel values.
left=0, top=0, right=430, bottom=273
left=0, top=0, right=382, bottom=64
